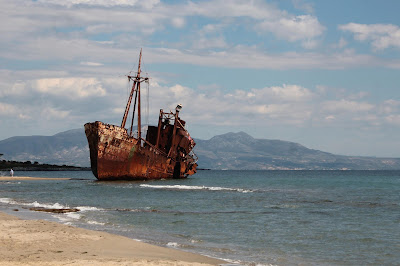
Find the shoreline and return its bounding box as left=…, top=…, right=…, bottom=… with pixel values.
left=0, top=211, right=226, bottom=265
left=0, top=176, right=71, bottom=181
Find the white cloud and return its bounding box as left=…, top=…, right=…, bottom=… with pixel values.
left=256, top=15, right=325, bottom=48
left=247, top=84, right=314, bottom=102
left=171, top=17, right=185, bottom=28
left=251, top=103, right=311, bottom=122
left=380, top=99, right=400, bottom=114
left=189, top=23, right=228, bottom=50
left=80, top=62, right=104, bottom=66
left=337, top=37, right=347, bottom=48
left=0, top=74, right=316, bottom=129
left=146, top=46, right=384, bottom=70
left=24, top=0, right=325, bottom=50
left=0, top=102, right=18, bottom=116
left=201, top=24, right=225, bottom=34
left=192, top=37, right=228, bottom=50
left=301, top=39, right=320, bottom=49
left=3, top=0, right=400, bottom=70
left=147, top=83, right=316, bottom=126
left=0, top=102, right=32, bottom=120
left=325, top=115, right=335, bottom=121
left=258, top=15, right=324, bottom=42
left=385, top=114, right=400, bottom=125
left=197, top=83, right=221, bottom=91
left=322, top=99, right=374, bottom=112
left=339, top=23, right=400, bottom=50
left=18, top=113, right=30, bottom=120
left=271, top=84, right=314, bottom=100
left=0, top=81, right=26, bottom=97
left=0, top=0, right=166, bottom=43
left=384, top=99, right=400, bottom=106
left=40, top=107, right=70, bottom=119
left=292, top=0, right=314, bottom=14
left=34, top=78, right=107, bottom=99
left=139, top=0, right=160, bottom=9
left=331, top=37, right=348, bottom=49
left=183, top=0, right=282, bottom=20
left=37, top=0, right=160, bottom=8
left=169, top=84, right=192, bottom=99
left=347, top=91, right=369, bottom=100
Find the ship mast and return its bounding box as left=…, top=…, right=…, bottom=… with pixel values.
left=137, top=49, right=142, bottom=140
left=121, top=49, right=143, bottom=140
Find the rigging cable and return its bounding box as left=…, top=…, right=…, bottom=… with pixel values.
left=124, top=76, right=131, bottom=129
left=146, top=75, right=150, bottom=128
left=140, top=54, right=150, bottom=136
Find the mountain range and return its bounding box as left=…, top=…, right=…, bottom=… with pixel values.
left=1, top=128, right=399, bottom=170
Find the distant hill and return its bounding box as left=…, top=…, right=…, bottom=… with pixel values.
left=0, top=129, right=89, bottom=167
left=1, top=129, right=399, bottom=170
left=194, top=132, right=400, bottom=170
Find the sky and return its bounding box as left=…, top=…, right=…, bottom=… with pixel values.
left=1, top=0, right=400, bottom=157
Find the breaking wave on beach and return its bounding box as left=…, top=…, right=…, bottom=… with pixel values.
left=139, top=184, right=254, bottom=193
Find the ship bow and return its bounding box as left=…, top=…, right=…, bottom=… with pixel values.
left=84, top=122, right=100, bottom=178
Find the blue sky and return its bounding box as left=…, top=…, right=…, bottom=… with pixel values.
left=1, top=0, right=400, bottom=157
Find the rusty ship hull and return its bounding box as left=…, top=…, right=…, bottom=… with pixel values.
left=85, top=121, right=197, bottom=180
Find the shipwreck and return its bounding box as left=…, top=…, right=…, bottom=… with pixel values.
left=84, top=50, right=198, bottom=180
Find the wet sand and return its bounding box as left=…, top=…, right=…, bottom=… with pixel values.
left=0, top=211, right=225, bottom=265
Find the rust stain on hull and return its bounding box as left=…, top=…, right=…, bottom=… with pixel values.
left=85, top=121, right=197, bottom=180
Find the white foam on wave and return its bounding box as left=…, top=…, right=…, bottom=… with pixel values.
left=1, top=198, right=108, bottom=227
left=51, top=211, right=81, bottom=224
left=0, top=197, right=16, bottom=204
left=1, top=198, right=105, bottom=213
left=221, top=258, right=277, bottom=266
left=66, top=212, right=81, bottom=220
left=2, top=181, right=21, bottom=184
left=140, top=184, right=253, bottom=193
left=54, top=215, right=73, bottom=225
left=167, top=242, right=180, bottom=247
left=87, top=220, right=106, bottom=225
left=0, top=198, right=69, bottom=209
left=0, top=198, right=86, bottom=214
left=30, top=201, right=69, bottom=209
left=76, top=206, right=104, bottom=212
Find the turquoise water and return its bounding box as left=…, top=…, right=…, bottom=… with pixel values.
left=0, top=170, right=399, bottom=265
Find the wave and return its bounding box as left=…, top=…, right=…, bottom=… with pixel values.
left=30, top=201, right=69, bottom=209
left=0, top=198, right=69, bottom=209
left=112, top=207, right=275, bottom=215
left=0, top=197, right=17, bottom=204
left=140, top=184, right=254, bottom=193
left=76, top=206, right=104, bottom=212
left=167, top=242, right=180, bottom=247
left=65, top=212, right=81, bottom=220
left=87, top=220, right=106, bottom=225
left=1, top=181, right=21, bottom=184
left=0, top=197, right=103, bottom=212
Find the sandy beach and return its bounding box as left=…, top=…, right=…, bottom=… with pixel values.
left=0, top=211, right=225, bottom=266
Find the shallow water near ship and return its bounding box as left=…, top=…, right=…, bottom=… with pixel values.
left=1, top=170, right=399, bottom=265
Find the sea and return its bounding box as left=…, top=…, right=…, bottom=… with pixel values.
left=0, top=170, right=399, bottom=265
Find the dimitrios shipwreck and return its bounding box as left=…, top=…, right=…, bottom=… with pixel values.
left=84, top=50, right=198, bottom=180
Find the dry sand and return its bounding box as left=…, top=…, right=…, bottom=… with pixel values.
left=0, top=211, right=226, bottom=265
